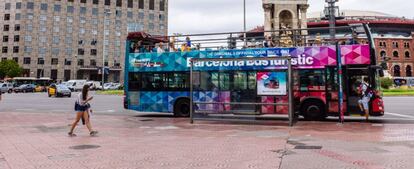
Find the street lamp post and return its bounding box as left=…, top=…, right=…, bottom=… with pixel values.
left=73, top=55, right=77, bottom=80
left=102, top=11, right=111, bottom=90
left=243, top=0, right=247, bottom=48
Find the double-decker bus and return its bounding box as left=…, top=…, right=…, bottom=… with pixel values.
left=124, top=25, right=385, bottom=120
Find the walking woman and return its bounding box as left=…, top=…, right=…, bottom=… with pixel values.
left=68, top=85, right=98, bottom=136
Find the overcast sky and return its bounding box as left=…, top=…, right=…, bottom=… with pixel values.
left=168, top=0, right=414, bottom=35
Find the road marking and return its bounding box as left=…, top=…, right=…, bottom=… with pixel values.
left=386, top=112, right=414, bottom=119
left=15, top=109, right=36, bottom=111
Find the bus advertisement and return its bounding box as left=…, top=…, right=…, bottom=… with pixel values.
left=124, top=27, right=384, bottom=120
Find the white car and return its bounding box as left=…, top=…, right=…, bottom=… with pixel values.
left=86, top=81, right=102, bottom=90
left=66, top=80, right=87, bottom=92
left=103, top=83, right=121, bottom=90
left=0, top=83, right=14, bottom=93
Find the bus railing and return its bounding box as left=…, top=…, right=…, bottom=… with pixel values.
left=128, top=24, right=368, bottom=53
left=189, top=56, right=296, bottom=126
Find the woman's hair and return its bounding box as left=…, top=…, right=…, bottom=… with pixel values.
left=82, top=85, right=89, bottom=101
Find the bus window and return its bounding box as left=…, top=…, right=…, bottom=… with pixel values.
left=299, top=70, right=325, bottom=91
left=233, top=72, right=247, bottom=90
left=167, top=73, right=190, bottom=90
left=199, top=72, right=217, bottom=91
left=128, top=73, right=141, bottom=91
left=219, top=72, right=230, bottom=90
left=248, top=72, right=256, bottom=90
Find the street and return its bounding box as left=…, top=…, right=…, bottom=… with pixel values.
left=1, top=93, right=413, bottom=120
left=0, top=93, right=414, bottom=169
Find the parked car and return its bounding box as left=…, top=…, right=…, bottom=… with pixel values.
left=103, top=83, right=121, bottom=90
left=0, top=83, right=14, bottom=93
left=86, top=81, right=102, bottom=90
left=66, top=80, right=87, bottom=92
left=13, top=84, right=36, bottom=93
left=48, top=84, right=71, bottom=97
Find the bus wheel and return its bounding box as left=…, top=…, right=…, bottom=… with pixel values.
left=301, top=100, right=326, bottom=121
left=174, top=99, right=190, bottom=117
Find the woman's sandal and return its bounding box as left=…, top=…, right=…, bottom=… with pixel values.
left=90, top=131, right=98, bottom=136
left=68, top=132, right=77, bottom=137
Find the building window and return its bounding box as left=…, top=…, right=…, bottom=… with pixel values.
left=406, top=51, right=411, bottom=58
left=394, top=65, right=401, bottom=77
left=4, top=14, right=10, bottom=20
left=39, top=47, right=47, bottom=54
left=41, top=3, right=48, bottom=11
left=51, top=70, right=58, bottom=80
left=92, top=8, right=98, bottom=16
left=160, top=0, right=165, bottom=11
left=127, top=11, right=133, bottom=18
left=26, top=24, right=33, bottom=32
left=159, top=14, right=165, bottom=21
left=14, top=35, right=19, bottom=42
left=2, top=47, right=8, bottom=53
left=404, top=42, right=410, bottom=49
left=27, top=2, right=34, bottom=9
left=3, top=25, right=9, bottom=31
left=51, top=58, right=59, bottom=65
left=128, top=0, right=133, bottom=8
left=40, top=15, right=47, bottom=21
left=53, top=36, right=60, bottom=44
left=27, top=13, right=34, bottom=20
left=78, top=59, right=84, bottom=66
left=38, top=58, right=45, bottom=65
left=91, top=49, right=97, bottom=55
left=90, top=59, right=96, bottom=66
left=105, top=0, right=110, bottom=6
left=393, top=51, right=399, bottom=58
left=78, top=49, right=85, bottom=55
left=13, top=46, right=19, bottom=53
left=14, top=24, right=20, bottom=31
left=5, top=3, right=10, bottom=10
left=15, top=13, right=21, bottom=20
left=139, top=12, right=144, bottom=19
left=24, top=46, right=33, bottom=53
left=67, top=6, right=74, bottom=13
left=3, top=36, right=8, bottom=42
left=65, top=59, right=72, bottom=65
left=54, top=5, right=61, bottom=12
left=139, top=0, right=144, bottom=9
left=80, top=7, right=87, bottom=14
left=16, top=2, right=22, bottom=9
left=116, top=0, right=122, bottom=7
left=93, top=0, right=99, bottom=5
left=116, top=10, right=122, bottom=17
left=392, top=42, right=399, bottom=48
left=149, top=14, right=154, bottom=20
left=149, top=0, right=155, bottom=10
left=24, top=58, right=31, bottom=64
left=52, top=48, right=60, bottom=55
left=81, top=0, right=87, bottom=3
left=407, top=65, right=412, bottom=77
left=13, top=57, right=18, bottom=63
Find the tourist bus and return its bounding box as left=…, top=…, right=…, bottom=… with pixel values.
left=8, top=77, right=53, bottom=92
left=124, top=26, right=385, bottom=120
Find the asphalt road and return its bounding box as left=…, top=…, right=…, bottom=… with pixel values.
left=0, top=92, right=134, bottom=115
left=0, top=92, right=413, bottom=120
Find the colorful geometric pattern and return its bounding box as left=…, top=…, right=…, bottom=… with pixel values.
left=127, top=45, right=371, bottom=72
left=129, top=91, right=230, bottom=113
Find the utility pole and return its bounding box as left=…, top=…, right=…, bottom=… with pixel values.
left=324, top=0, right=339, bottom=44
left=243, top=0, right=247, bottom=48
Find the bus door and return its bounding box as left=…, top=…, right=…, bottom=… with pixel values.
left=230, top=71, right=257, bottom=114
left=325, top=66, right=347, bottom=115
left=345, top=66, right=369, bottom=114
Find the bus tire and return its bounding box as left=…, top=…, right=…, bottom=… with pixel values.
left=174, top=98, right=190, bottom=117
left=301, top=100, right=326, bottom=121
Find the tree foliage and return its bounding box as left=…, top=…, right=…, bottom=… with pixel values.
left=380, top=77, right=393, bottom=89
left=0, top=60, right=23, bottom=79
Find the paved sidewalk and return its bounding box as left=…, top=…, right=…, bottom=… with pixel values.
left=0, top=112, right=413, bottom=169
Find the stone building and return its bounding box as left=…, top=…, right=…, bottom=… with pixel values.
left=0, top=0, right=168, bottom=82
left=262, top=0, right=309, bottom=37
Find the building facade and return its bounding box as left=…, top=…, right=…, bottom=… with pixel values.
left=307, top=10, right=414, bottom=77
left=0, top=0, right=168, bottom=82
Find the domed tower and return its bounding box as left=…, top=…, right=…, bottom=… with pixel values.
left=263, top=0, right=309, bottom=37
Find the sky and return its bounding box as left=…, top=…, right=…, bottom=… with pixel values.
left=168, top=0, right=414, bottom=35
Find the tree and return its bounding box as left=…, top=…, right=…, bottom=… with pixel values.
left=0, top=60, right=23, bottom=79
